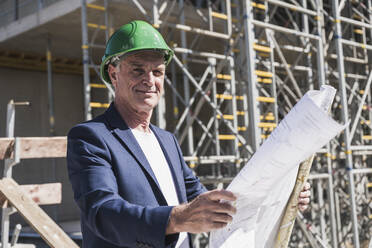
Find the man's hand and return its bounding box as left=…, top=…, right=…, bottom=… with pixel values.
left=166, top=189, right=237, bottom=234
left=298, top=182, right=311, bottom=212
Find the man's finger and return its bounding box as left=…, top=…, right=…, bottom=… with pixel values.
left=206, top=189, right=237, bottom=202
left=210, top=222, right=228, bottom=231
left=210, top=212, right=233, bottom=223
left=298, top=197, right=310, bottom=204
left=303, top=182, right=311, bottom=191
left=299, top=204, right=308, bottom=212
left=299, top=190, right=311, bottom=198
left=213, top=202, right=237, bottom=215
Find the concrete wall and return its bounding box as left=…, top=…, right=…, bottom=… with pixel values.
left=0, top=0, right=64, bottom=27
left=0, top=66, right=84, bottom=226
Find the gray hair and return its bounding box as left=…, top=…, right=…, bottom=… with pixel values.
left=109, top=54, right=125, bottom=71
left=109, top=50, right=166, bottom=71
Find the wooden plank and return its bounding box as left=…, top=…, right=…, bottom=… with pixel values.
left=19, top=137, right=67, bottom=159
left=0, top=138, right=13, bottom=160
left=0, top=192, right=7, bottom=207
left=0, top=183, right=61, bottom=206
left=0, top=137, right=67, bottom=160
left=20, top=183, right=62, bottom=205
left=0, top=178, right=79, bottom=248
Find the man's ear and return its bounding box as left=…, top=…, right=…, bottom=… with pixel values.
left=108, top=64, right=117, bottom=83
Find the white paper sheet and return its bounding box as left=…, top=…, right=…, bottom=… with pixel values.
left=209, top=86, right=347, bottom=248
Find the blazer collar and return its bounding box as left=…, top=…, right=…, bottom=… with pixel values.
left=104, top=103, right=186, bottom=204
left=104, top=103, right=163, bottom=196
left=150, top=125, right=187, bottom=203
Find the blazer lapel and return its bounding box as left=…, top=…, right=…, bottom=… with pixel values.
left=151, top=125, right=187, bottom=204
left=104, top=104, right=163, bottom=196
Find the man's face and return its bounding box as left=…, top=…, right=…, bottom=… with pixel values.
left=109, top=51, right=166, bottom=113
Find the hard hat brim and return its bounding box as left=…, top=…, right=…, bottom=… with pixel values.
left=100, top=47, right=173, bottom=84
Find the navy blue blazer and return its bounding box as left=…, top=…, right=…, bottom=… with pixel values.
left=67, top=103, right=206, bottom=248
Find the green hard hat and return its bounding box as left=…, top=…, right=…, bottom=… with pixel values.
left=100, top=20, right=174, bottom=84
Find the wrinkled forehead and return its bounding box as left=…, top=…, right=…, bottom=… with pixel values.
left=123, top=50, right=166, bottom=66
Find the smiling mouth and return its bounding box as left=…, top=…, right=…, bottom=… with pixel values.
left=136, top=90, right=157, bottom=94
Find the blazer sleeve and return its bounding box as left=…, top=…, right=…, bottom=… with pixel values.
left=67, top=124, right=173, bottom=248
left=171, top=134, right=207, bottom=202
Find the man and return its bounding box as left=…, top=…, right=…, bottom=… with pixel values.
left=67, top=20, right=310, bottom=248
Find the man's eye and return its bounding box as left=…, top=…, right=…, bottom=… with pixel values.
left=133, top=68, right=144, bottom=74
left=153, top=70, right=163, bottom=76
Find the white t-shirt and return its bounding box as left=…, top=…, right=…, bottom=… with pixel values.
left=131, top=128, right=189, bottom=248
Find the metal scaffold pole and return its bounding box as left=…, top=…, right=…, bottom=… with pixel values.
left=243, top=0, right=261, bottom=151
left=152, top=0, right=166, bottom=129
left=1, top=101, right=29, bottom=248
left=46, top=35, right=55, bottom=135
left=331, top=0, right=360, bottom=247
left=81, top=0, right=91, bottom=121
left=316, top=1, right=338, bottom=243
left=178, top=0, right=195, bottom=156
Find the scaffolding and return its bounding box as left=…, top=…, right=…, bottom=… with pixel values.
left=0, top=0, right=371, bottom=247
left=78, top=1, right=370, bottom=247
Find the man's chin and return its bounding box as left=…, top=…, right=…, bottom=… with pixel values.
left=136, top=101, right=158, bottom=112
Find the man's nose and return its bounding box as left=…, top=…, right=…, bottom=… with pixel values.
left=142, top=71, right=155, bottom=86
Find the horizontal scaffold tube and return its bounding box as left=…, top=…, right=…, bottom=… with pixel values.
left=339, top=16, right=372, bottom=30
left=252, top=20, right=321, bottom=40
left=173, top=47, right=231, bottom=60
left=159, top=21, right=230, bottom=40
left=341, top=38, right=372, bottom=51
left=265, top=0, right=317, bottom=16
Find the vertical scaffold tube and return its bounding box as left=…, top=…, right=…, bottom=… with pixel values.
left=81, top=0, right=91, bottom=120
left=331, top=0, right=360, bottom=247
left=46, top=35, right=55, bottom=135
left=243, top=0, right=261, bottom=151
left=179, top=0, right=194, bottom=155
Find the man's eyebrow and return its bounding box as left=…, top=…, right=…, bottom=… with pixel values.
left=128, top=62, right=143, bottom=67
left=127, top=61, right=165, bottom=69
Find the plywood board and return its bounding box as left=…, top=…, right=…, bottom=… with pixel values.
left=0, top=137, right=67, bottom=160
left=0, top=178, right=78, bottom=248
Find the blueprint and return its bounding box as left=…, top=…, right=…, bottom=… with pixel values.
left=209, top=85, right=347, bottom=248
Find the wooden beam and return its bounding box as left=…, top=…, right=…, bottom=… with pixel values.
left=0, top=192, right=7, bottom=208
left=0, top=137, right=67, bottom=160
left=0, top=138, right=13, bottom=160
left=20, top=183, right=62, bottom=205
left=0, top=178, right=78, bottom=248
left=0, top=183, right=61, bottom=205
